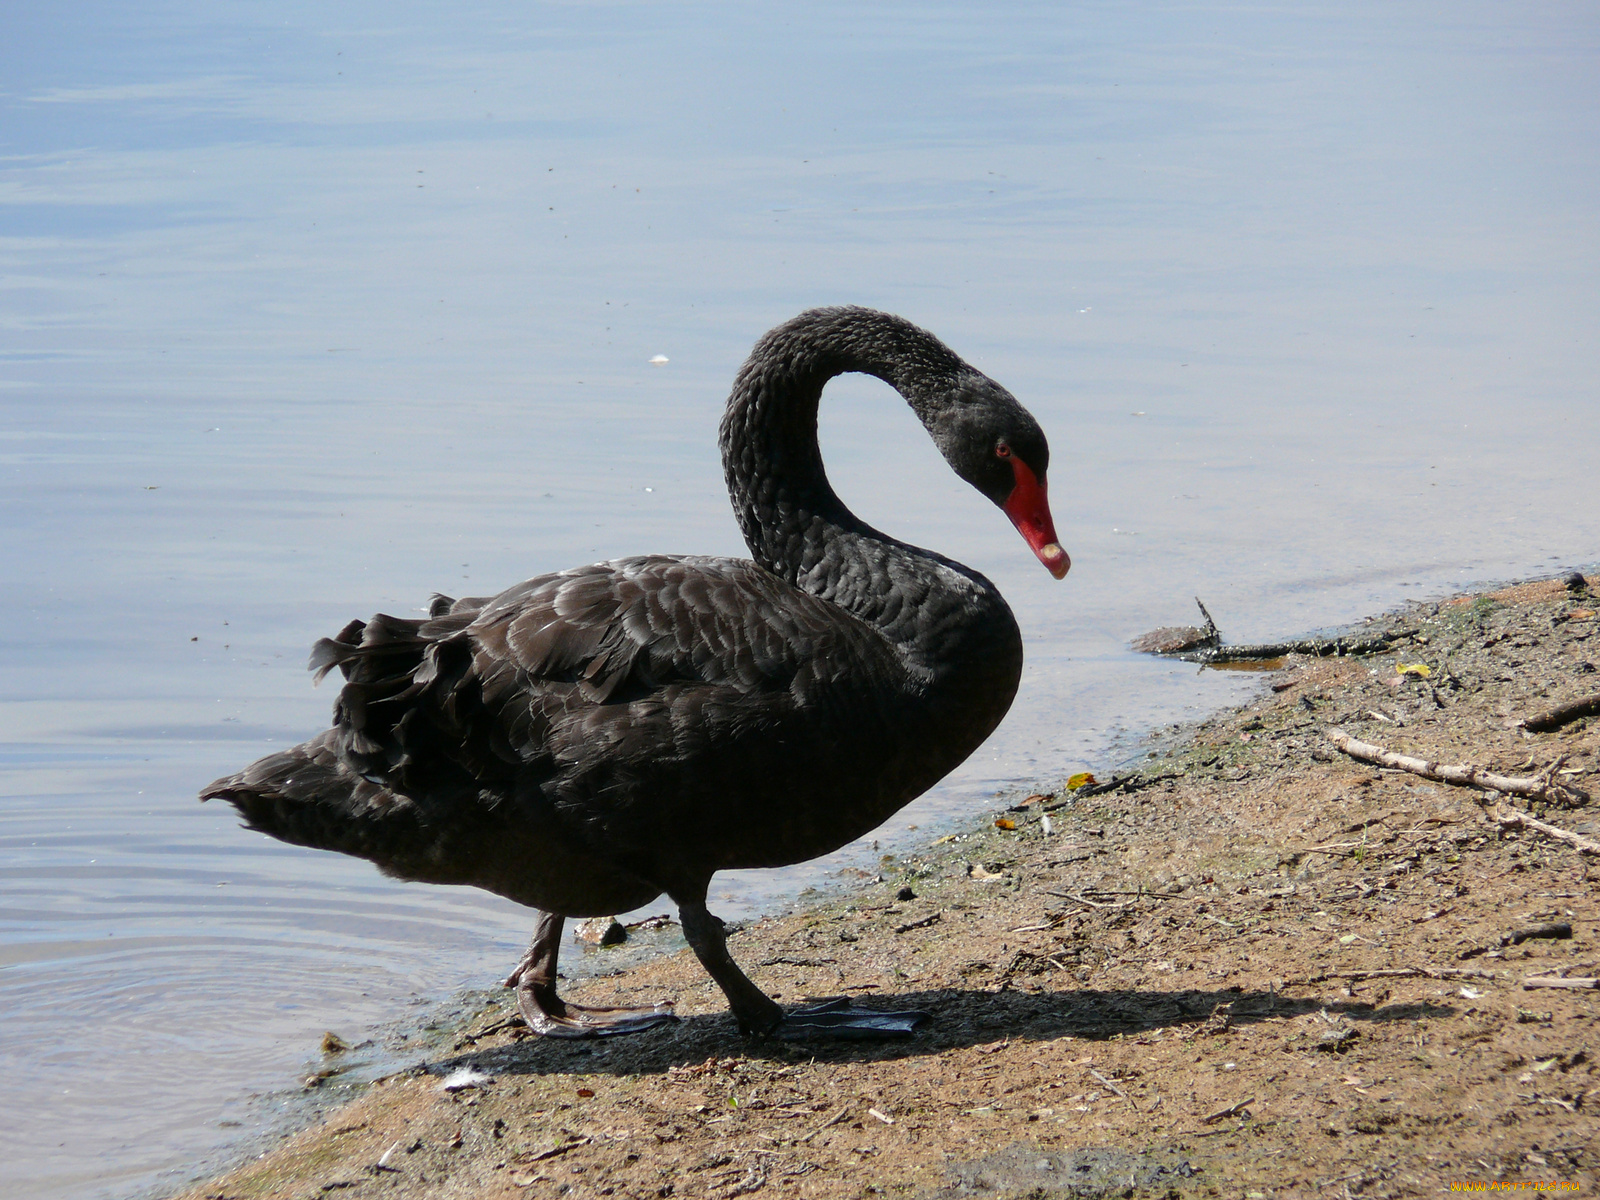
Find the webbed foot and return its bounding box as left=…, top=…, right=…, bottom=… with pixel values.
left=503, top=911, right=678, bottom=1039
left=771, top=996, right=929, bottom=1040
left=514, top=988, right=677, bottom=1039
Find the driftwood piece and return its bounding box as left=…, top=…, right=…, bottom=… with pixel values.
left=1326, top=728, right=1589, bottom=806
left=1523, top=692, right=1600, bottom=733
left=1132, top=598, right=1394, bottom=664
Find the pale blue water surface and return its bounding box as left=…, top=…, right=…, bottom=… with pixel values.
left=2, top=2, right=1597, bottom=1196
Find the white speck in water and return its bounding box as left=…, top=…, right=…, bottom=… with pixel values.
left=648, top=354, right=669, bottom=365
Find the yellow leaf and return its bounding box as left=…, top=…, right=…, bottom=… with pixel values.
left=1066, top=771, right=1097, bottom=791
left=994, top=817, right=1016, bottom=831
left=1396, top=662, right=1431, bottom=678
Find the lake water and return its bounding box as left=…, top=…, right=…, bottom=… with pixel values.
left=2, top=2, right=1596, bottom=1195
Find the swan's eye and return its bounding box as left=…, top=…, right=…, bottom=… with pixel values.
left=995, top=443, right=1012, bottom=459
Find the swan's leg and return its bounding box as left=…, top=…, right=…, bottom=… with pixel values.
left=678, top=900, right=784, bottom=1035
left=677, top=899, right=928, bottom=1040
left=503, top=910, right=676, bottom=1038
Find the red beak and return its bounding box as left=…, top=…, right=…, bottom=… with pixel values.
left=1002, top=458, right=1070, bottom=579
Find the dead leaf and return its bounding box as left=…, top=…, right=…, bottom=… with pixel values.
left=994, top=817, right=1016, bottom=830
left=1066, top=772, right=1097, bottom=791
left=1397, top=662, right=1432, bottom=678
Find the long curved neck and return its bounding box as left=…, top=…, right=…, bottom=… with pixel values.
left=718, top=307, right=995, bottom=639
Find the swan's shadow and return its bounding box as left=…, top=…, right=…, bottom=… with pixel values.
left=436, top=984, right=1457, bottom=1079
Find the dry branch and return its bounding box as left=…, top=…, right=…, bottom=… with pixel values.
left=1522, top=975, right=1600, bottom=991
left=1490, top=804, right=1600, bottom=855
left=1289, top=966, right=1497, bottom=985
left=1042, top=890, right=1138, bottom=909
left=1523, top=692, right=1600, bottom=732
left=1201, top=1097, right=1254, bottom=1124
left=1326, top=728, right=1589, bottom=805
left=1086, top=1066, right=1138, bottom=1111
left=796, top=1107, right=850, bottom=1143
left=1133, top=598, right=1399, bottom=663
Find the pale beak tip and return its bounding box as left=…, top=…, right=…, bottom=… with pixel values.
left=1039, top=543, right=1070, bottom=580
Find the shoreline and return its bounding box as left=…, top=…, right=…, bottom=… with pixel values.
left=174, top=573, right=1599, bottom=1199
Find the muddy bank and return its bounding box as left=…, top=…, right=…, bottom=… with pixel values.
left=176, top=575, right=1600, bottom=1199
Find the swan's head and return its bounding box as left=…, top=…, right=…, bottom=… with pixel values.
left=928, top=374, right=1070, bottom=580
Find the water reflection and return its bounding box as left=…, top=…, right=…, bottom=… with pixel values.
left=2, top=2, right=1597, bottom=1197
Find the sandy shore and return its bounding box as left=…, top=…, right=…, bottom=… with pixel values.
left=176, top=575, right=1599, bottom=1199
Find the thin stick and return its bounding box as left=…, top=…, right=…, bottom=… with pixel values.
left=1008, top=919, right=1065, bottom=934
left=796, top=1107, right=850, bottom=1143
left=1326, top=729, right=1588, bottom=805
left=524, top=1136, right=592, bottom=1162
left=1288, top=966, right=1497, bottom=985
left=1522, top=976, right=1599, bottom=990
left=1201, top=1097, right=1255, bottom=1124
left=1043, top=890, right=1137, bottom=909
left=1491, top=803, right=1600, bottom=856
left=1086, top=1067, right=1138, bottom=1111
left=459, top=1015, right=521, bottom=1043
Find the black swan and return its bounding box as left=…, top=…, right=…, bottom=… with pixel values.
left=203, top=307, right=1068, bottom=1039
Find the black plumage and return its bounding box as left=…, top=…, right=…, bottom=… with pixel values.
left=203, top=306, right=1069, bottom=1038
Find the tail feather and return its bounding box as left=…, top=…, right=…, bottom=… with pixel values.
left=200, top=734, right=477, bottom=883
left=309, top=619, right=366, bottom=682
left=201, top=598, right=520, bottom=885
